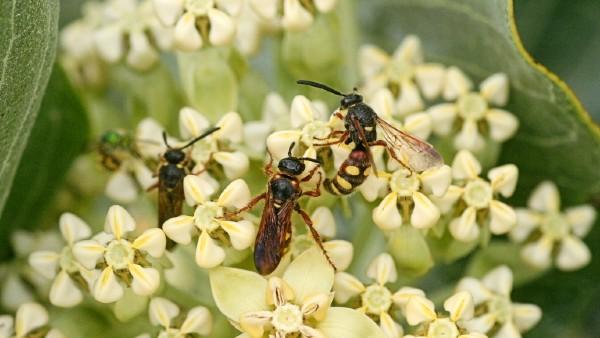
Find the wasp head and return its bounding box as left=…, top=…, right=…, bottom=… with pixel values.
left=164, top=149, right=186, bottom=164
left=277, top=142, right=320, bottom=176
left=340, top=93, right=363, bottom=109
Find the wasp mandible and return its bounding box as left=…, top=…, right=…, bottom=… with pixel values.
left=297, top=80, right=443, bottom=195
left=225, top=143, right=335, bottom=275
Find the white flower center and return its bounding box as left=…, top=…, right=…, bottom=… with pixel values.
left=540, top=212, right=569, bottom=240
left=386, top=59, right=414, bottom=84
left=191, top=138, right=216, bottom=164
left=185, top=0, right=214, bottom=16
left=427, top=318, right=459, bottom=338
left=302, top=120, right=331, bottom=146
left=271, top=303, right=304, bottom=334
left=361, top=284, right=393, bottom=315
left=463, top=179, right=493, bottom=209
left=390, top=169, right=420, bottom=196
left=457, top=93, right=488, bottom=120
left=194, top=201, right=223, bottom=232
left=59, top=246, right=80, bottom=274
left=104, top=239, right=135, bottom=270
left=487, top=294, right=512, bottom=324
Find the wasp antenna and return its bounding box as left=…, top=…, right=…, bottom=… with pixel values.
left=162, top=131, right=172, bottom=149
left=287, top=142, right=296, bottom=158
left=300, top=157, right=321, bottom=165
left=296, top=80, right=346, bottom=97
left=179, top=126, right=221, bottom=150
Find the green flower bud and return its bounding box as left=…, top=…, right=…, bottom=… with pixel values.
left=387, top=226, right=433, bottom=276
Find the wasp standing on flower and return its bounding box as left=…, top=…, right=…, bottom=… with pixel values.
left=224, top=142, right=336, bottom=275
left=297, top=80, right=444, bottom=195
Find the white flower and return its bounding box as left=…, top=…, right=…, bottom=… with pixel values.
left=372, top=165, right=451, bottom=230
left=510, top=181, right=595, bottom=271
left=398, top=289, right=486, bottom=338
left=72, top=206, right=167, bottom=303
left=163, top=179, right=255, bottom=268
left=429, top=71, right=518, bottom=152
left=456, top=266, right=542, bottom=338
left=248, top=0, right=338, bottom=32
left=28, top=213, right=95, bottom=308
left=210, top=247, right=386, bottom=338
left=437, top=151, right=518, bottom=242
left=145, top=297, right=212, bottom=337
left=359, top=36, right=446, bottom=115
left=334, top=253, right=404, bottom=338
left=0, top=302, right=64, bottom=338
left=153, top=0, right=239, bottom=51
left=244, top=92, right=291, bottom=158
left=104, top=159, right=157, bottom=204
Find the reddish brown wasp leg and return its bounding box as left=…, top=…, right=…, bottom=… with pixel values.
left=313, top=131, right=349, bottom=147
left=146, top=182, right=159, bottom=192
left=313, top=130, right=345, bottom=141
left=300, top=165, right=320, bottom=183
left=368, top=140, right=413, bottom=172
left=294, top=205, right=337, bottom=271
left=223, top=193, right=267, bottom=219
left=264, top=149, right=275, bottom=177
left=302, top=172, right=322, bottom=197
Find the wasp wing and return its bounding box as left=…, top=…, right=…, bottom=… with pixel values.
left=376, top=116, right=443, bottom=172
left=158, top=178, right=184, bottom=227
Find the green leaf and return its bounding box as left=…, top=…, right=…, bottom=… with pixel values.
left=0, top=0, right=59, bottom=217
left=0, top=65, right=89, bottom=259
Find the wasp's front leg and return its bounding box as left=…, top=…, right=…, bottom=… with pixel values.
left=223, top=193, right=267, bottom=219
left=295, top=205, right=336, bottom=271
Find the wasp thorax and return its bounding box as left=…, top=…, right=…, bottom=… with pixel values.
left=278, top=158, right=305, bottom=176
left=164, top=149, right=186, bottom=164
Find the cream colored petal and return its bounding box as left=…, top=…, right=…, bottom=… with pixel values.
left=370, top=88, right=395, bottom=119
left=455, top=277, right=491, bottom=305
left=0, top=316, right=13, bottom=338
left=410, top=192, right=441, bottom=229
left=283, top=247, right=334, bottom=303
left=404, top=112, right=432, bottom=141
left=282, top=0, right=314, bottom=32
left=443, top=66, right=473, bottom=101
left=174, top=13, right=203, bottom=51
left=179, top=106, right=210, bottom=139
left=218, top=219, right=256, bottom=250
left=452, top=150, right=482, bottom=180
left=93, top=267, right=124, bottom=303
left=428, top=103, right=457, bottom=136
left=240, top=311, right=271, bottom=338
left=396, top=82, right=424, bottom=116
left=290, top=95, right=317, bottom=128
left=28, top=251, right=59, bottom=279
left=460, top=314, right=495, bottom=334
left=93, top=25, right=123, bottom=63
left=49, top=271, right=83, bottom=308
left=217, top=0, right=243, bottom=16
left=126, top=31, right=159, bottom=71
left=105, top=205, right=136, bottom=238
left=392, top=287, right=426, bottom=310
left=162, top=215, right=195, bottom=244
left=207, top=8, right=236, bottom=45
left=149, top=297, right=180, bottom=327
left=249, top=0, right=278, bottom=20
left=373, top=193, right=403, bottom=230
left=405, top=295, right=437, bottom=325
left=183, top=173, right=219, bottom=207
left=521, top=237, right=553, bottom=269
left=527, top=181, right=560, bottom=213
left=444, top=291, right=474, bottom=321
left=132, top=228, right=166, bottom=257
left=556, top=236, right=591, bottom=271
left=430, top=185, right=463, bottom=214
left=15, top=302, right=48, bottom=337
left=136, top=118, right=166, bottom=158
left=299, top=325, right=326, bottom=338
left=263, top=92, right=289, bottom=123
left=46, top=329, right=66, bottom=338
left=380, top=312, right=403, bottom=338
left=485, top=109, right=519, bottom=142
left=459, top=333, right=488, bottom=338
left=420, top=165, right=451, bottom=197
left=266, top=277, right=295, bottom=306
left=133, top=160, right=157, bottom=190
left=359, top=44, right=389, bottom=79
left=449, top=207, right=480, bottom=242
left=415, top=63, right=446, bottom=100
left=493, top=321, right=520, bottom=338
left=366, top=252, right=397, bottom=285
left=180, top=306, right=212, bottom=335
left=210, top=267, right=269, bottom=321
left=312, top=207, right=337, bottom=238
left=195, top=231, right=226, bottom=268
left=216, top=112, right=244, bottom=143
left=302, top=292, right=334, bottom=321
left=511, top=303, right=542, bottom=332
left=509, top=209, right=539, bottom=242
left=266, top=130, right=302, bottom=160
left=244, top=121, right=271, bottom=154
left=214, top=151, right=250, bottom=179
left=358, top=172, right=388, bottom=203
left=314, top=0, right=337, bottom=12
left=393, top=35, right=423, bottom=63
left=152, top=0, right=184, bottom=26
left=565, top=205, right=596, bottom=238
left=481, top=265, right=513, bottom=296
left=489, top=201, right=517, bottom=235
left=105, top=170, right=138, bottom=203
left=218, top=178, right=252, bottom=209
left=72, top=240, right=105, bottom=270
left=480, top=73, right=509, bottom=106
left=130, top=264, right=160, bottom=296
left=316, top=307, right=387, bottom=338
left=454, top=119, right=485, bottom=152
left=323, top=240, right=353, bottom=272
left=59, top=213, right=91, bottom=245
left=488, top=164, right=518, bottom=198
left=333, top=272, right=365, bottom=303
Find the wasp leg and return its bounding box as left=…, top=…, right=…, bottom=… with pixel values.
left=223, top=193, right=267, bottom=219
left=313, top=131, right=349, bottom=147
left=264, top=149, right=275, bottom=177
left=146, top=181, right=159, bottom=192
left=313, top=130, right=345, bottom=141
left=300, top=164, right=320, bottom=183
left=302, top=172, right=322, bottom=198
left=294, top=205, right=337, bottom=271
left=368, top=140, right=413, bottom=172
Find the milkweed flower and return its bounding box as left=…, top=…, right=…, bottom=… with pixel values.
left=249, top=0, right=338, bottom=32
left=510, top=181, right=596, bottom=271
left=162, top=179, right=256, bottom=268
left=72, top=205, right=167, bottom=303
left=135, top=297, right=212, bottom=337
left=244, top=92, right=291, bottom=158
left=333, top=253, right=405, bottom=338
left=210, top=247, right=386, bottom=338
left=456, top=266, right=542, bottom=338
left=28, top=213, right=96, bottom=307
left=0, top=302, right=65, bottom=338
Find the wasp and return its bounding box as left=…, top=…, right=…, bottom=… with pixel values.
left=226, top=143, right=335, bottom=275
left=296, top=80, right=443, bottom=195
left=157, top=127, right=220, bottom=229
left=98, top=129, right=138, bottom=171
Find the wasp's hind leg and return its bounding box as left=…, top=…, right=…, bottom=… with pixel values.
left=368, top=140, right=413, bottom=173
left=294, top=205, right=337, bottom=271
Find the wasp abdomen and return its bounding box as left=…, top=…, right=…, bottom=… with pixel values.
left=325, top=147, right=371, bottom=195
